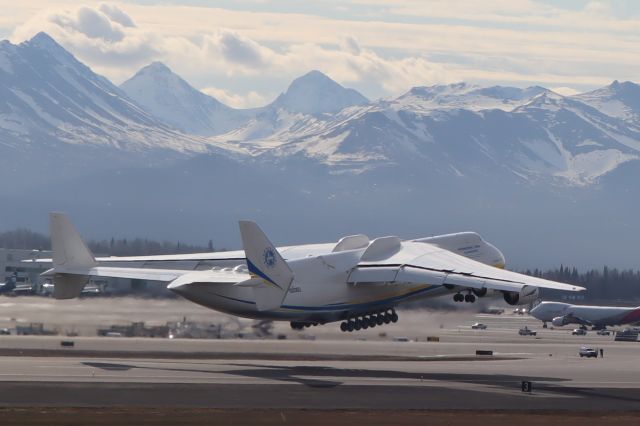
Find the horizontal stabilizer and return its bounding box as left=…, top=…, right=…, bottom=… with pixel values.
left=43, top=266, right=190, bottom=282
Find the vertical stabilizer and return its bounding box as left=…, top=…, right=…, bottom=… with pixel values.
left=49, top=212, right=97, bottom=299
left=239, top=221, right=293, bottom=311
left=51, top=212, right=97, bottom=269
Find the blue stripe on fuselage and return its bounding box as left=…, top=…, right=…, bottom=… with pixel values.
left=207, top=285, right=438, bottom=313
left=246, top=258, right=283, bottom=290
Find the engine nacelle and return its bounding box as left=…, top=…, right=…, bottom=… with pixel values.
left=551, top=316, right=570, bottom=327
left=472, top=288, right=488, bottom=297
left=502, top=286, right=539, bottom=306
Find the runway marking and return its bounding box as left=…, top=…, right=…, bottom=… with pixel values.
left=5, top=373, right=634, bottom=389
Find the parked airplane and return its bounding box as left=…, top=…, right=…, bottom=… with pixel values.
left=0, top=272, right=18, bottom=294
left=530, top=301, right=640, bottom=329
left=43, top=213, right=584, bottom=332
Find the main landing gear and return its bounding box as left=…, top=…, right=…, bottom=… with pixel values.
left=290, top=321, right=319, bottom=330
left=339, top=309, right=398, bottom=332
left=453, top=292, right=476, bottom=303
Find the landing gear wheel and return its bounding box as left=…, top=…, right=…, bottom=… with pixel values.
left=376, top=315, right=384, bottom=326
left=340, top=322, right=347, bottom=332
left=368, top=317, right=377, bottom=328
left=383, top=315, right=391, bottom=324
left=454, top=293, right=463, bottom=302
left=354, top=319, right=362, bottom=331
left=347, top=321, right=355, bottom=332
left=290, top=322, right=304, bottom=330
left=390, top=312, right=399, bottom=323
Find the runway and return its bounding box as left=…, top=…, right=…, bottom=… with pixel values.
left=0, top=339, right=639, bottom=410
left=1, top=300, right=639, bottom=423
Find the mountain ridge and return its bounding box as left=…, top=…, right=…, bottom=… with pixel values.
left=120, top=61, right=252, bottom=136
left=3, top=33, right=640, bottom=269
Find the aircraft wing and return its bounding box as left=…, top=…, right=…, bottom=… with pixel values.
left=561, top=313, right=594, bottom=326
left=26, top=242, right=339, bottom=265
left=42, top=266, right=247, bottom=283
left=348, top=241, right=584, bottom=292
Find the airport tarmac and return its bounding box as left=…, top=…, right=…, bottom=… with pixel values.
left=0, top=328, right=639, bottom=410
left=1, top=341, right=640, bottom=424
left=0, top=297, right=639, bottom=424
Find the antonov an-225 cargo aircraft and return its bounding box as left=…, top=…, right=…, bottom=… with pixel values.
left=44, top=213, right=584, bottom=332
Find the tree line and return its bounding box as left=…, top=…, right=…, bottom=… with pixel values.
left=525, top=265, right=640, bottom=303
left=1, top=228, right=638, bottom=302
left=0, top=229, right=216, bottom=256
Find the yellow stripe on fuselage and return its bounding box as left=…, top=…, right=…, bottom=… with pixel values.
left=279, top=284, right=433, bottom=313
left=347, top=284, right=432, bottom=305
left=249, top=273, right=281, bottom=290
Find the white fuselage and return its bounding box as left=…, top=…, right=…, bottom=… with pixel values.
left=40, top=228, right=506, bottom=323
left=89, top=232, right=505, bottom=322
left=47, top=213, right=585, bottom=328
left=530, top=301, right=640, bottom=327
left=170, top=247, right=451, bottom=323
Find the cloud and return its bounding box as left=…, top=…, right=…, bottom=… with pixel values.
left=6, top=1, right=640, bottom=100
left=550, top=86, right=582, bottom=96
left=62, top=6, right=124, bottom=41
left=11, top=3, right=160, bottom=78
left=270, top=41, right=453, bottom=96
left=214, top=30, right=267, bottom=67
left=99, top=3, right=136, bottom=28
left=201, top=86, right=267, bottom=108
left=584, top=1, right=612, bottom=16
left=357, top=0, right=635, bottom=32
left=341, top=36, right=361, bottom=55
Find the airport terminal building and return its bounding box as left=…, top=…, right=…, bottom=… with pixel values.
left=0, top=248, right=51, bottom=290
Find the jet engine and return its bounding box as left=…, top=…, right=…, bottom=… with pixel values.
left=552, top=316, right=570, bottom=327
left=472, top=288, right=488, bottom=297
left=502, top=286, right=539, bottom=306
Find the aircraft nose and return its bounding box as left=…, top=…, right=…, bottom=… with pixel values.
left=529, top=304, right=541, bottom=317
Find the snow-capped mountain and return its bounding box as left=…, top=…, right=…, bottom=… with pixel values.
left=120, top=62, right=251, bottom=136
left=269, top=70, right=368, bottom=115
left=238, top=84, right=640, bottom=184
left=208, top=70, right=368, bottom=143
left=573, top=80, right=640, bottom=125
left=390, top=82, right=548, bottom=113
left=4, top=33, right=640, bottom=269
left=2, top=32, right=640, bottom=187
left=0, top=33, right=226, bottom=155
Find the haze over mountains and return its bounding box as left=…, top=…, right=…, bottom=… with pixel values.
left=1, top=32, right=640, bottom=270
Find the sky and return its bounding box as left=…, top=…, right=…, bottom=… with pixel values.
left=1, top=0, right=639, bottom=108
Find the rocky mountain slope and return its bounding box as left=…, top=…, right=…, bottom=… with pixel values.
left=2, top=33, right=640, bottom=269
